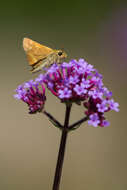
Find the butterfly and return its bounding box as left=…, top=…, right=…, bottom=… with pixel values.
left=23, top=38, right=67, bottom=73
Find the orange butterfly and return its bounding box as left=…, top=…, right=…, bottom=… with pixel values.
left=23, top=38, right=67, bottom=73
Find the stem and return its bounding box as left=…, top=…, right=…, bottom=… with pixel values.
left=52, top=104, right=72, bottom=190
left=43, top=110, right=63, bottom=129
left=69, top=116, right=89, bottom=130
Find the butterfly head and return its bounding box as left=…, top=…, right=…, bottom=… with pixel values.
left=55, top=49, right=67, bottom=61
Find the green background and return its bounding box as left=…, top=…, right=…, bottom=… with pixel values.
left=0, top=0, right=127, bottom=189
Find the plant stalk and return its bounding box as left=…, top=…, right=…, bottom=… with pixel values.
left=52, top=104, right=72, bottom=190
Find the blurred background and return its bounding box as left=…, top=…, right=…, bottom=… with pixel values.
left=0, top=0, right=127, bottom=189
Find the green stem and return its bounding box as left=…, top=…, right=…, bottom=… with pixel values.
left=43, top=110, right=63, bottom=129
left=52, top=104, right=72, bottom=190
left=69, top=116, right=89, bottom=130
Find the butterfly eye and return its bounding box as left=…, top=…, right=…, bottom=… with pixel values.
left=58, top=51, right=63, bottom=56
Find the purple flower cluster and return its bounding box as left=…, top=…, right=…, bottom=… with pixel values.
left=14, top=80, right=46, bottom=113
left=14, top=59, right=119, bottom=127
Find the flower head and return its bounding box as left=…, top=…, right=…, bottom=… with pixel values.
left=14, top=80, right=46, bottom=114
left=40, top=59, right=119, bottom=127
left=14, top=58, right=119, bottom=127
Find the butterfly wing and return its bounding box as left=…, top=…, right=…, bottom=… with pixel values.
left=23, top=38, right=53, bottom=66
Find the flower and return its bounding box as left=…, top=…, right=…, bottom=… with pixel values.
left=14, top=58, right=119, bottom=127
left=40, top=59, right=119, bottom=127
left=40, top=59, right=96, bottom=101
left=96, top=100, right=108, bottom=113
left=14, top=80, right=46, bottom=114
left=58, top=88, right=72, bottom=99
left=108, top=99, right=119, bottom=112
left=74, top=84, right=87, bottom=96
left=88, top=113, right=100, bottom=127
